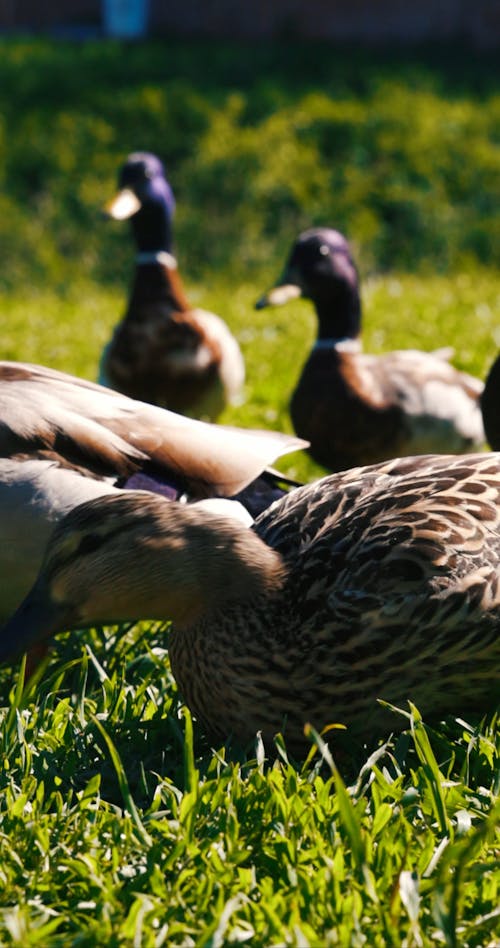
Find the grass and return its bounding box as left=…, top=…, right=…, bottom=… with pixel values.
left=0, top=36, right=498, bottom=946
left=0, top=633, right=498, bottom=947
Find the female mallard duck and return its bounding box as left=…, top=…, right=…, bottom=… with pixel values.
left=99, top=151, right=245, bottom=420
left=0, top=360, right=305, bottom=622
left=1, top=451, right=499, bottom=755
left=256, top=228, right=485, bottom=471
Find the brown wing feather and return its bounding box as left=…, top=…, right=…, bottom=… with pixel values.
left=0, top=361, right=305, bottom=496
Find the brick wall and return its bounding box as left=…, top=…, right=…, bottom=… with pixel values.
left=1, top=0, right=499, bottom=47
left=1, top=0, right=97, bottom=29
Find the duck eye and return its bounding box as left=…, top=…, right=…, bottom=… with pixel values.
left=319, top=244, right=329, bottom=256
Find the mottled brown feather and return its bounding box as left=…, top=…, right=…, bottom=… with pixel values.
left=172, top=453, right=500, bottom=753
left=3, top=452, right=497, bottom=756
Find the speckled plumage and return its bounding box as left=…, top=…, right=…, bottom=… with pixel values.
left=1, top=451, right=499, bottom=755
left=257, top=228, right=485, bottom=470
left=100, top=152, right=244, bottom=419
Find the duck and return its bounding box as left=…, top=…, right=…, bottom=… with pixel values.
left=480, top=354, right=500, bottom=449
left=256, top=227, right=485, bottom=471
left=0, top=360, right=305, bottom=623
left=1, top=450, right=499, bottom=756
left=99, top=151, right=245, bottom=420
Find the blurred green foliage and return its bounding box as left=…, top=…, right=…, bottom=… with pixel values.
left=0, top=37, right=498, bottom=293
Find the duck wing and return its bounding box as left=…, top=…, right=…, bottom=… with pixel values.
left=0, top=362, right=306, bottom=496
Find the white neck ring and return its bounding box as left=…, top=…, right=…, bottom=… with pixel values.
left=136, top=251, right=177, bottom=269
left=313, top=337, right=362, bottom=353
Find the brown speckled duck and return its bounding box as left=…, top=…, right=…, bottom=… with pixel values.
left=99, top=152, right=245, bottom=420
left=0, top=360, right=305, bottom=624
left=256, top=228, right=485, bottom=471
left=1, top=451, right=499, bottom=755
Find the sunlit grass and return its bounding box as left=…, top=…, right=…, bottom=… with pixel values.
left=0, top=626, right=498, bottom=947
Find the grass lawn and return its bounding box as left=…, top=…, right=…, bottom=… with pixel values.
left=0, top=36, right=498, bottom=946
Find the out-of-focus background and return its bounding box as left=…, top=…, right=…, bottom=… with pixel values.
left=1, top=4, right=499, bottom=481
left=1, top=5, right=498, bottom=483
left=2, top=0, right=499, bottom=45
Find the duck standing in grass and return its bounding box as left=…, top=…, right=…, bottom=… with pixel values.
left=256, top=228, right=485, bottom=471
left=99, top=152, right=245, bottom=420
left=480, top=354, right=500, bottom=450
left=1, top=451, right=499, bottom=755
left=0, top=360, right=305, bottom=624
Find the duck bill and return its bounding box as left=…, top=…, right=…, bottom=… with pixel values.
left=255, top=283, right=302, bottom=310
left=0, top=578, right=76, bottom=666
left=103, top=187, right=142, bottom=221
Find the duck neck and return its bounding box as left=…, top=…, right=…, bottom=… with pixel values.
left=128, top=254, right=191, bottom=315
left=180, top=525, right=286, bottom=628
left=131, top=201, right=173, bottom=256
left=481, top=355, right=500, bottom=449
left=314, top=283, right=362, bottom=343
left=123, top=509, right=288, bottom=630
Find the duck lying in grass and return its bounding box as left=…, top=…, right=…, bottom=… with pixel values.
left=1, top=451, right=499, bottom=755
left=0, top=360, right=305, bottom=623
left=99, top=151, right=245, bottom=420
left=256, top=228, right=485, bottom=471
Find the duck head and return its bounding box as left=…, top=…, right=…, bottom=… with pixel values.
left=256, top=228, right=362, bottom=340
left=104, top=151, right=176, bottom=254
left=0, top=491, right=284, bottom=666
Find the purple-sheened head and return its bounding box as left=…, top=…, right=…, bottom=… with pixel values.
left=255, top=227, right=361, bottom=338
left=105, top=151, right=176, bottom=253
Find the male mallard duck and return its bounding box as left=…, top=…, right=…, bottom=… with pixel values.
left=481, top=354, right=500, bottom=449
left=99, top=151, right=245, bottom=420
left=256, top=228, right=485, bottom=471
left=0, top=360, right=305, bottom=622
left=1, top=451, right=499, bottom=755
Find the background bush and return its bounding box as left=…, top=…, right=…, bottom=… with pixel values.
left=0, top=37, right=498, bottom=294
